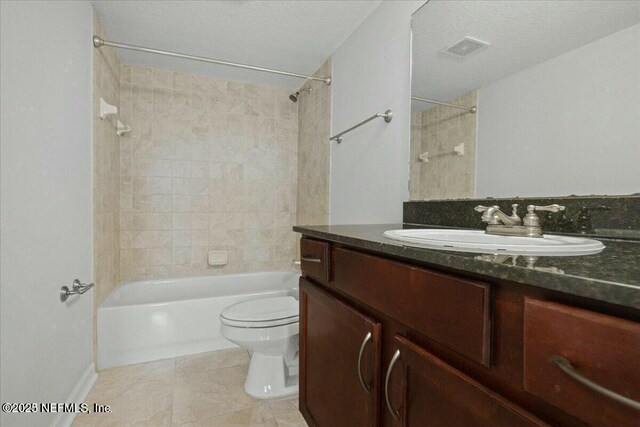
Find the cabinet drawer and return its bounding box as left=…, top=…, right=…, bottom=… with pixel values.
left=300, top=237, right=330, bottom=284
left=524, top=298, right=640, bottom=427
left=334, top=248, right=491, bottom=366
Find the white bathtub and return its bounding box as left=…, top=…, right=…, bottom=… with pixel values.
left=97, top=271, right=300, bottom=369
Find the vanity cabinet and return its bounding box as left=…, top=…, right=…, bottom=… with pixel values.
left=298, top=237, right=640, bottom=427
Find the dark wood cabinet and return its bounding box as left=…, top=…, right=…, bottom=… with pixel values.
left=523, top=298, right=640, bottom=427
left=300, top=277, right=381, bottom=427
left=298, top=237, right=640, bottom=427
left=300, top=237, right=330, bottom=284
left=387, top=335, right=548, bottom=427
left=334, top=247, right=491, bottom=366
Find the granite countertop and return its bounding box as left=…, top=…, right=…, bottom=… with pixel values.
left=293, top=224, right=640, bottom=310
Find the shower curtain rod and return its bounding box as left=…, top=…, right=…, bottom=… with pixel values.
left=93, top=36, right=332, bottom=85
left=412, top=96, right=476, bottom=113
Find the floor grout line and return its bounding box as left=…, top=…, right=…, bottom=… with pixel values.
left=168, top=356, right=177, bottom=426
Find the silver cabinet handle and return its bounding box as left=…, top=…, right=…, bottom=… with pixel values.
left=385, top=349, right=401, bottom=420
left=301, top=256, right=322, bottom=263
left=357, top=332, right=373, bottom=394
left=552, top=355, right=640, bottom=411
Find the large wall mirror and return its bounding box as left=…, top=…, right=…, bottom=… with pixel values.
left=410, top=1, right=640, bottom=200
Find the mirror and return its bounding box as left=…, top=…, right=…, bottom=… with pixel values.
left=410, top=1, right=640, bottom=200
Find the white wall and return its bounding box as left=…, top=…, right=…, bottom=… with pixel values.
left=476, top=23, right=640, bottom=198
left=330, top=1, right=424, bottom=224
left=1, top=2, right=95, bottom=426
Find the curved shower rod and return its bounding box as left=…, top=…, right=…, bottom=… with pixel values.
left=93, top=36, right=332, bottom=86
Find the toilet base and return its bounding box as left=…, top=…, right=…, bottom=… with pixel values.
left=244, top=352, right=299, bottom=399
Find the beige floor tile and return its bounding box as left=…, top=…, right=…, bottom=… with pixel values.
left=176, top=402, right=277, bottom=427
left=73, top=359, right=175, bottom=426
left=172, top=363, right=260, bottom=425
left=176, top=348, right=249, bottom=376
left=269, top=398, right=308, bottom=427
left=73, top=380, right=173, bottom=427
left=72, top=349, right=307, bottom=427
left=97, top=358, right=176, bottom=389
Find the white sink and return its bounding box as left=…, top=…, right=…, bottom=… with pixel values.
left=383, top=229, right=605, bottom=256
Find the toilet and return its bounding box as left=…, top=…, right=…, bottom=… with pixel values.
left=220, top=295, right=299, bottom=399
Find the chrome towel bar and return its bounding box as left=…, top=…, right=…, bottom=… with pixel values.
left=330, top=110, right=393, bottom=143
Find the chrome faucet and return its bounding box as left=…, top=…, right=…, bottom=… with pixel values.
left=474, top=204, right=565, bottom=237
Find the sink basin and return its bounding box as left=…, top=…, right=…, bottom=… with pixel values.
left=383, top=229, right=605, bottom=256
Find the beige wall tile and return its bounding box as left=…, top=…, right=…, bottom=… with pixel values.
left=120, top=65, right=299, bottom=281
left=410, top=91, right=477, bottom=200
left=296, top=59, right=331, bottom=227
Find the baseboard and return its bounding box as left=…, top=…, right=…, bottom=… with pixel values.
left=51, top=362, right=97, bottom=427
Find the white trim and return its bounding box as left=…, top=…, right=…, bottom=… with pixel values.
left=51, top=363, right=97, bottom=427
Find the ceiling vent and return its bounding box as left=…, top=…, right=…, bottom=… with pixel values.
left=440, top=36, right=490, bottom=59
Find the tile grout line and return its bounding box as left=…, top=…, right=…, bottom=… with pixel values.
left=168, top=357, right=177, bottom=426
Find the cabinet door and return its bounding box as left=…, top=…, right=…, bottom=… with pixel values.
left=300, top=278, right=381, bottom=427
left=384, top=335, right=549, bottom=427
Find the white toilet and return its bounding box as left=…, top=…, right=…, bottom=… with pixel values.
left=220, top=295, right=299, bottom=399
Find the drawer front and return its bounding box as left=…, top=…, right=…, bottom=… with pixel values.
left=334, top=247, right=491, bottom=366
left=300, top=237, right=330, bottom=284
left=524, top=298, right=640, bottom=427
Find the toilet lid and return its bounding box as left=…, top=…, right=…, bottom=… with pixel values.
left=220, top=296, right=299, bottom=326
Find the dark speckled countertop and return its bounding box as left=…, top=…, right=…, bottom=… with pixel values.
left=293, top=224, right=640, bottom=310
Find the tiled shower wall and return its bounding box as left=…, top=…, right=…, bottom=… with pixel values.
left=92, top=11, right=120, bottom=359
left=118, top=65, right=298, bottom=281
left=297, top=59, right=331, bottom=226
left=409, top=111, right=422, bottom=199
left=92, top=12, right=120, bottom=308
left=409, top=90, right=477, bottom=200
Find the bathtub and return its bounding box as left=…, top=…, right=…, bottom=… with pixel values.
left=97, top=271, right=300, bottom=369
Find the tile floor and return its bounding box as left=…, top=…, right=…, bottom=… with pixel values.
left=73, top=348, right=308, bottom=426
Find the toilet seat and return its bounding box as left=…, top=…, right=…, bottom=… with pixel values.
left=220, top=296, right=299, bottom=328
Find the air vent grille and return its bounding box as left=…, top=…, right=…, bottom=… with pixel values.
left=441, top=36, right=490, bottom=58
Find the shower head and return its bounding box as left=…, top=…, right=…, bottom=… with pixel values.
left=289, top=87, right=311, bottom=103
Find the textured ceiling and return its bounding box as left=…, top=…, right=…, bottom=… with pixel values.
left=412, top=1, right=640, bottom=111
left=92, top=0, right=382, bottom=89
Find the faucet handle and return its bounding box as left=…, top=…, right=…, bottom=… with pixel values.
left=527, top=204, right=565, bottom=213
left=524, top=204, right=565, bottom=227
